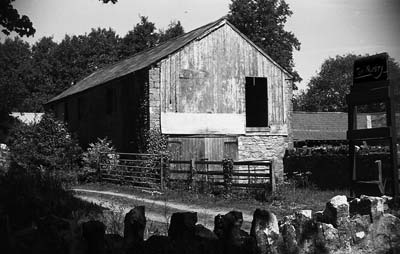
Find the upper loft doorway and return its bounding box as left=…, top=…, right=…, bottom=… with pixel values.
left=245, top=77, right=268, bottom=127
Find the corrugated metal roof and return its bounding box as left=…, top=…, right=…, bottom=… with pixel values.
left=47, top=17, right=292, bottom=104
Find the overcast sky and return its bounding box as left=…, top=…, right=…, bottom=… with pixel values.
left=2, top=0, right=400, bottom=91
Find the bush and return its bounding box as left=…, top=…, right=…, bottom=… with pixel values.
left=143, top=127, right=169, bottom=155
left=0, top=165, right=102, bottom=231
left=81, top=137, right=119, bottom=182
left=284, top=145, right=391, bottom=190
left=7, top=113, right=82, bottom=184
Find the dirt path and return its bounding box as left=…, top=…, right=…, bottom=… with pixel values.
left=72, top=188, right=253, bottom=230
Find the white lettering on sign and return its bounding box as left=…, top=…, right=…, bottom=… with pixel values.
left=355, top=64, right=384, bottom=80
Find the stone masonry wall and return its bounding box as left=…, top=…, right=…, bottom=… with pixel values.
left=148, top=64, right=161, bottom=130
left=238, top=135, right=289, bottom=183
left=12, top=194, right=397, bottom=254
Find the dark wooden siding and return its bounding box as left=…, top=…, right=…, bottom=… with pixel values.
left=55, top=70, right=149, bottom=152
left=168, top=136, right=237, bottom=160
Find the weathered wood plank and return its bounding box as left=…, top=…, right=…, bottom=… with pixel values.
left=160, top=23, right=290, bottom=128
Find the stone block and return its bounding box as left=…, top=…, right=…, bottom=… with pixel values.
left=352, top=195, right=385, bottom=222
left=250, top=209, right=279, bottom=254
left=279, top=218, right=298, bottom=253
left=316, top=222, right=341, bottom=252
left=366, top=213, right=400, bottom=253
left=350, top=214, right=370, bottom=244
left=168, top=212, right=197, bottom=240
left=82, top=220, right=106, bottom=254
left=323, top=195, right=349, bottom=227
left=124, top=206, right=146, bottom=252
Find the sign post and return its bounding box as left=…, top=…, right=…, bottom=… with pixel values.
left=347, top=52, right=399, bottom=203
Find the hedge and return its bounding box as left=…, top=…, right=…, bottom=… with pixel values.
left=283, top=145, right=392, bottom=189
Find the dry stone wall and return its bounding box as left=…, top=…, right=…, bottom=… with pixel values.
left=6, top=194, right=399, bottom=254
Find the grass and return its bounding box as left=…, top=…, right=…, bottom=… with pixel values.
left=74, top=180, right=347, bottom=220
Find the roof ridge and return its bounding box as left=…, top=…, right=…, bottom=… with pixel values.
left=66, top=17, right=227, bottom=89
left=47, top=17, right=227, bottom=104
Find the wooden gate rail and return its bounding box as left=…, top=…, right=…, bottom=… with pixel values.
left=98, top=152, right=276, bottom=192
left=168, top=159, right=275, bottom=191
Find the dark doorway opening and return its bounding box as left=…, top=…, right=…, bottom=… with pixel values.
left=245, top=77, right=268, bottom=127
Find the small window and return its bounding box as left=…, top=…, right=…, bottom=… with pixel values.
left=245, top=77, right=268, bottom=127
left=64, top=102, right=69, bottom=122
left=106, top=88, right=116, bottom=115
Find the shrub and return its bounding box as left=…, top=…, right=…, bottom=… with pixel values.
left=143, top=127, right=169, bottom=155
left=284, top=145, right=391, bottom=189
left=7, top=113, right=82, bottom=184
left=222, top=158, right=234, bottom=194
left=143, top=128, right=170, bottom=185
left=0, top=165, right=102, bottom=231
left=81, top=137, right=119, bottom=182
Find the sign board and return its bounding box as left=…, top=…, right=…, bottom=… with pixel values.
left=353, top=52, right=388, bottom=84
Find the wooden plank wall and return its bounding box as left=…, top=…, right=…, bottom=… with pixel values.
left=160, top=23, right=291, bottom=126
left=168, top=136, right=238, bottom=172
left=57, top=70, right=149, bottom=152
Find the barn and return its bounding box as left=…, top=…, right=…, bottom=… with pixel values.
left=46, top=17, right=293, bottom=180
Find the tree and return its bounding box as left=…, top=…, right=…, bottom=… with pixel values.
left=159, top=20, right=184, bottom=43
left=294, top=53, right=400, bottom=112
left=21, top=37, right=59, bottom=111
left=0, top=37, right=31, bottom=115
left=228, top=0, right=301, bottom=87
left=51, top=34, right=90, bottom=93
left=0, top=0, right=118, bottom=37
left=121, top=16, right=159, bottom=57
left=8, top=113, right=82, bottom=181
left=0, top=0, right=35, bottom=37
left=84, top=27, right=122, bottom=71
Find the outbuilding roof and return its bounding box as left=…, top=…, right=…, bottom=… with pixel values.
left=47, top=17, right=291, bottom=104
left=292, top=112, right=385, bottom=141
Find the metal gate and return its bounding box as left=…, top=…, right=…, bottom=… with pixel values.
left=98, top=152, right=165, bottom=190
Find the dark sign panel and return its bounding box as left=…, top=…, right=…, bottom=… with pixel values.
left=353, top=53, right=388, bottom=84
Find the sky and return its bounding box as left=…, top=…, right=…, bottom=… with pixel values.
left=2, top=0, right=400, bottom=92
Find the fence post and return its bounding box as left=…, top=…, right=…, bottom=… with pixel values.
left=271, top=158, right=276, bottom=193
left=160, top=155, right=164, bottom=191
left=223, top=158, right=233, bottom=194
left=97, top=153, right=102, bottom=182
left=189, top=158, right=196, bottom=190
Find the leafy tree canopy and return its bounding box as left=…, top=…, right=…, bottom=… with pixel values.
left=0, top=17, right=185, bottom=114
left=0, top=37, right=31, bottom=115
left=0, top=0, right=35, bottom=37
left=294, top=53, right=400, bottom=112
left=159, top=20, right=185, bottom=43
left=228, top=0, right=301, bottom=87
left=121, top=16, right=159, bottom=56
left=0, top=0, right=118, bottom=37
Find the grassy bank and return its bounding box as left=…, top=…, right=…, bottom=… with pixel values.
left=74, top=181, right=347, bottom=220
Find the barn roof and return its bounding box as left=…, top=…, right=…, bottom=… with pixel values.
left=47, top=17, right=292, bottom=104
left=292, top=112, right=375, bottom=141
